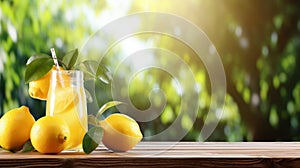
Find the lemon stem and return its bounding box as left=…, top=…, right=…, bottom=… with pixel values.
left=58, top=134, right=67, bottom=142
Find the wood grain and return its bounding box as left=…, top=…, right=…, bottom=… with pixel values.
left=1, top=142, right=300, bottom=167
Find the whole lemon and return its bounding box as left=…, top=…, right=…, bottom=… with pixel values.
left=30, top=116, right=70, bottom=154
left=100, top=113, right=143, bottom=152
left=29, top=66, right=64, bottom=100
left=0, top=106, right=35, bottom=150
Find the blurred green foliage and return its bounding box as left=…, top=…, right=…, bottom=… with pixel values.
left=1, top=0, right=300, bottom=141
left=0, top=0, right=103, bottom=118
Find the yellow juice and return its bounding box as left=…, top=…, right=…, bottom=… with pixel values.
left=46, top=83, right=87, bottom=150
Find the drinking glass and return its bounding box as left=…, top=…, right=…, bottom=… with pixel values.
left=46, top=70, right=88, bottom=151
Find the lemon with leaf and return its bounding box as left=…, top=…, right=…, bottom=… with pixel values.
left=28, top=65, right=64, bottom=100
left=83, top=101, right=143, bottom=153
left=25, top=48, right=111, bottom=101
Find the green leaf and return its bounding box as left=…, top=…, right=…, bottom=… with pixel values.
left=81, top=60, right=112, bottom=84
left=94, top=64, right=112, bottom=84
left=26, top=54, right=51, bottom=65
left=62, top=48, right=78, bottom=70
left=96, top=101, right=123, bottom=118
left=88, top=114, right=99, bottom=126
left=82, top=127, right=103, bottom=154
left=25, top=57, right=54, bottom=83
left=82, top=60, right=98, bottom=75
left=20, top=140, right=35, bottom=153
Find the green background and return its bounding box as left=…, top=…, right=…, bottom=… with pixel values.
left=1, top=0, right=300, bottom=141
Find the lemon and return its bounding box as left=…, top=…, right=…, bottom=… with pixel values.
left=46, top=87, right=86, bottom=150
left=50, top=87, right=79, bottom=114
left=29, top=66, right=64, bottom=100
left=0, top=106, right=35, bottom=150
left=100, top=113, right=143, bottom=152
left=30, top=116, right=70, bottom=154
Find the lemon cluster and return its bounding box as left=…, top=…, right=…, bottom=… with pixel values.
left=0, top=106, right=70, bottom=154
left=0, top=67, right=72, bottom=154
left=1, top=63, right=143, bottom=154
left=28, top=65, right=143, bottom=153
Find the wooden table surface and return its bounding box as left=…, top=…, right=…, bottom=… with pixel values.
left=1, top=141, right=300, bottom=167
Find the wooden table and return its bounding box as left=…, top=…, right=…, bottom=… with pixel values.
left=1, top=141, right=300, bottom=167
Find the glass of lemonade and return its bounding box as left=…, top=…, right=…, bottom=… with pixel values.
left=46, top=70, right=88, bottom=151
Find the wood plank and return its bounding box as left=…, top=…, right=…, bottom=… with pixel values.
left=0, top=142, right=300, bottom=167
